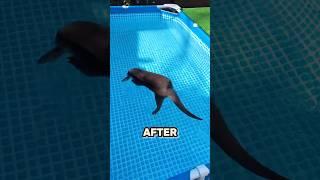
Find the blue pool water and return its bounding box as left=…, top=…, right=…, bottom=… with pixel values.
left=0, top=1, right=108, bottom=179
left=212, top=0, right=320, bottom=179
left=110, top=6, right=210, bottom=179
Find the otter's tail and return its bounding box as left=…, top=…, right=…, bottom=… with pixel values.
left=212, top=104, right=287, bottom=180
left=38, top=46, right=64, bottom=64
left=168, top=90, right=202, bottom=120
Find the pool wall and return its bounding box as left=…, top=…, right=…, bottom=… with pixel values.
left=110, top=0, right=210, bottom=7
left=110, top=5, right=209, bottom=46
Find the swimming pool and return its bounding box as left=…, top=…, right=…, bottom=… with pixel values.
left=212, top=0, right=320, bottom=179
left=110, top=5, right=210, bottom=179
left=0, top=0, right=108, bottom=179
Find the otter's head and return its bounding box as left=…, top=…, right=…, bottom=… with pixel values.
left=122, top=68, right=145, bottom=81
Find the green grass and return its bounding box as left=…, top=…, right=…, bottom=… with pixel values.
left=183, top=7, right=210, bottom=35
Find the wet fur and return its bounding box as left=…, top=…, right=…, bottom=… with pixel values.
left=122, top=68, right=202, bottom=120
left=211, top=101, right=287, bottom=179
left=38, top=21, right=109, bottom=77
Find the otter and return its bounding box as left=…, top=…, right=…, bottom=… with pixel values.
left=122, top=68, right=202, bottom=120
left=38, top=21, right=109, bottom=77
left=211, top=101, right=287, bottom=179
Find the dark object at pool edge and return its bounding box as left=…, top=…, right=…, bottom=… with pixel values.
left=38, top=21, right=110, bottom=77
left=212, top=102, right=287, bottom=180
left=160, top=7, right=179, bottom=14
left=122, top=68, right=202, bottom=120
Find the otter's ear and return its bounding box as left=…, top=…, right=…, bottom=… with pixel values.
left=122, top=75, right=130, bottom=82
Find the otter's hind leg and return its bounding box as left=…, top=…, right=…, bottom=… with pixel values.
left=38, top=46, right=64, bottom=64
left=152, top=94, right=164, bottom=115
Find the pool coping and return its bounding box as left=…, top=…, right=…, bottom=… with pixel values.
left=110, top=5, right=210, bottom=48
